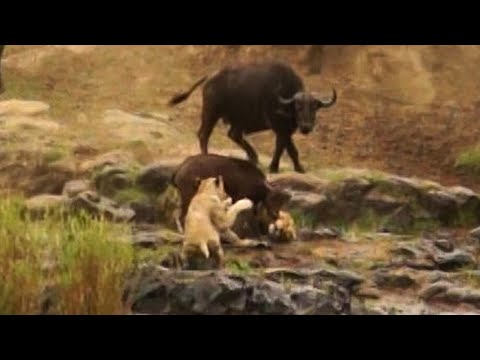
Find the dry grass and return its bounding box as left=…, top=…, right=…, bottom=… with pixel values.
left=4, top=45, right=480, bottom=187
left=0, top=197, right=134, bottom=315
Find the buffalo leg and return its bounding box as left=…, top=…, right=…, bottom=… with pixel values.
left=285, top=137, right=305, bottom=173
left=269, top=134, right=287, bottom=173
left=198, top=108, right=219, bottom=155
left=228, top=128, right=259, bottom=165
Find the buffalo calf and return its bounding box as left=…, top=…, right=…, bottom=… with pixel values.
left=171, top=154, right=291, bottom=232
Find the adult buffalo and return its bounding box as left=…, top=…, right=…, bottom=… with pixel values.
left=168, top=61, right=337, bottom=173
left=0, top=45, right=5, bottom=94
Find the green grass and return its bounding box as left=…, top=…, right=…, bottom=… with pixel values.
left=113, top=186, right=151, bottom=205
left=42, top=144, right=71, bottom=164
left=226, top=259, right=254, bottom=275
left=290, top=210, right=319, bottom=230
left=455, top=146, right=480, bottom=179
left=0, top=196, right=135, bottom=315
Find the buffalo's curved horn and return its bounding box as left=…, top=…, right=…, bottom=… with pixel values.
left=278, top=95, right=295, bottom=105
left=315, top=88, right=337, bottom=108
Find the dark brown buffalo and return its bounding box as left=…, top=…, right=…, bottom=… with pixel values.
left=171, top=154, right=291, bottom=229
left=168, top=61, right=337, bottom=173
left=0, top=45, right=5, bottom=94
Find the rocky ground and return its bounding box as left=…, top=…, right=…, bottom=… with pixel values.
left=3, top=45, right=480, bottom=315
left=3, top=99, right=479, bottom=315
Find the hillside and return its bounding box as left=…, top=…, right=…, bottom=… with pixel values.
left=3, top=45, right=480, bottom=189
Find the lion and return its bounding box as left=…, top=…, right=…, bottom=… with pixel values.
left=268, top=210, right=297, bottom=242
left=182, top=176, right=253, bottom=268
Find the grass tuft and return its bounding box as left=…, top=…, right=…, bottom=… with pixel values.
left=0, top=197, right=134, bottom=315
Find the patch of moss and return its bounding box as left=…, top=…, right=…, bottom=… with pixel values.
left=452, top=207, right=479, bottom=228
left=133, top=244, right=176, bottom=265
left=42, top=145, right=71, bottom=164
left=113, top=186, right=151, bottom=205
left=455, top=145, right=480, bottom=179
left=226, top=259, right=254, bottom=275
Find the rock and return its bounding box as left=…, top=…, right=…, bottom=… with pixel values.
left=134, top=112, right=172, bottom=122
left=351, top=299, right=388, bottom=315
left=102, top=109, right=189, bottom=144
left=24, top=194, right=69, bottom=219
left=79, top=150, right=135, bottom=174
left=331, top=177, right=374, bottom=202
left=355, top=286, right=382, bottom=299
left=419, top=190, right=458, bottom=224
left=23, top=161, right=76, bottom=196
left=419, top=281, right=452, bottom=301
left=70, top=191, right=135, bottom=222
left=469, top=226, right=480, bottom=241
left=129, top=202, right=159, bottom=224
left=382, top=205, right=415, bottom=233
left=265, top=171, right=480, bottom=232
left=434, top=239, right=454, bottom=253
left=427, top=271, right=451, bottom=284
left=391, top=243, right=422, bottom=258
left=93, top=165, right=132, bottom=197
left=62, top=180, right=90, bottom=198
left=298, top=227, right=339, bottom=241
left=390, top=242, right=437, bottom=270
left=363, top=188, right=405, bottom=214
left=136, top=160, right=179, bottom=194
left=286, top=191, right=329, bottom=215
left=433, top=249, right=476, bottom=271
left=131, top=231, right=162, bottom=249
left=0, top=117, right=60, bottom=132
left=250, top=253, right=277, bottom=268
left=263, top=267, right=364, bottom=290
left=72, top=144, right=100, bottom=157
left=268, top=172, right=328, bottom=192
left=124, top=266, right=352, bottom=315
left=0, top=100, right=50, bottom=117
left=373, top=269, right=416, bottom=289
left=448, top=186, right=480, bottom=205
left=420, top=282, right=480, bottom=308
left=132, top=228, right=183, bottom=249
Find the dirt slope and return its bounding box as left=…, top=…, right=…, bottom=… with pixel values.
left=2, top=45, right=480, bottom=188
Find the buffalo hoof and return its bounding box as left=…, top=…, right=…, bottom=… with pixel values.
left=294, top=165, right=306, bottom=174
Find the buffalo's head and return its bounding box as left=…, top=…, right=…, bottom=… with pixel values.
left=279, top=88, right=337, bottom=134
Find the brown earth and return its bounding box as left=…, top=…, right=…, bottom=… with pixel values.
left=2, top=45, right=480, bottom=190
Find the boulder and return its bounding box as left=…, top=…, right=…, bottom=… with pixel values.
left=69, top=191, right=135, bottom=222
left=136, top=160, right=180, bottom=194
left=124, top=266, right=352, bottom=315
left=24, top=194, right=69, bottom=219
left=433, top=249, right=477, bottom=272
left=62, top=180, right=91, bottom=198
